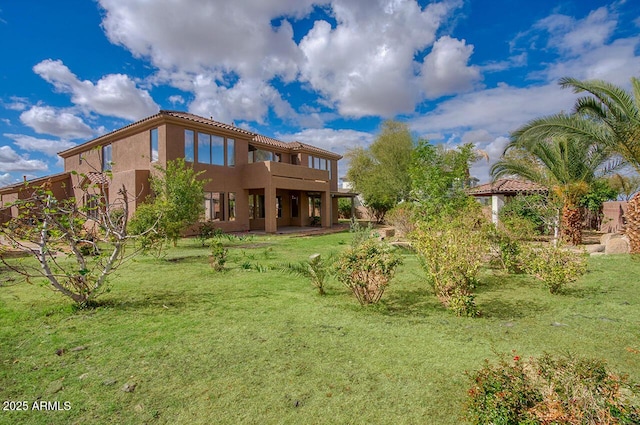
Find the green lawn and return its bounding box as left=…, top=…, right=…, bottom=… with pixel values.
left=1, top=232, right=639, bottom=424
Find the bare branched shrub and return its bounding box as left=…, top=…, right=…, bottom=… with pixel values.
left=0, top=176, right=150, bottom=306
left=335, top=238, right=402, bottom=305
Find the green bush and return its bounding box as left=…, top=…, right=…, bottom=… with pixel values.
left=412, top=211, right=488, bottom=316
left=198, top=221, right=223, bottom=246
left=499, top=194, right=550, bottom=235
left=349, top=221, right=377, bottom=247
left=335, top=238, right=402, bottom=305
left=209, top=240, right=228, bottom=272
left=281, top=253, right=334, bottom=295
left=338, top=198, right=353, bottom=219
left=487, top=217, right=536, bottom=274
left=466, top=352, right=640, bottom=425
left=520, top=243, right=587, bottom=294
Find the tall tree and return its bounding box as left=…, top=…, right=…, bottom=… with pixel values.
left=491, top=135, right=609, bottom=244
left=410, top=141, right=485, bottom=219
left=506, top=77, right=640, bottom=250
left=345, top=120, right=414, bottom=222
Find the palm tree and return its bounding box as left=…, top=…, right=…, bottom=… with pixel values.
left=491, top=135, right=610, bottom=245
left=503, top=77, right=640, bottom=251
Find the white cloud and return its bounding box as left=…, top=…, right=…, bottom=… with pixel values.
left=168, top=95, right=185, bottom=105
left=33, top=59, right=159, bottom=121
left=4, top=134, right=76, bottom=157
left=20, top=106, right=94, bottom=139
left=99, top=0, right=465, bottom=121
left=411, top=83, right=577, bottom=137
left=3, top=96, right=29, bottom=111
left=98, top=0, right=312, bottom=79
left=536, top=7, right=616, bottom=55
left=534, top=37, right=640, bottom=86
left=299, top=0, right=462, bottom=117
left=0, top=173, right=13, bottom=186
left=0, top=146, right=48, bottom=173
left=421, top=36, right=481, bottom=98
left=188, top=76, right=297, bottom=125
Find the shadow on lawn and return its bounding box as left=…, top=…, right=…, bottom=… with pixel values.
left=85, top=289, right=217, bottom=311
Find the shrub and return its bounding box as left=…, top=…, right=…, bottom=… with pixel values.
left=335, top=238, right=402, bottom=305
left=412, top=211, right=488, bottom=316
left=486, top=217, right=536, bottom=274
left=198, top=221, right=223, bottom=246
left=499, top=194, right=550, bottom=235
left=338, top=198, right=353, bottom=219
left=520, top=243, right=587, bottom=294
left=349, top=221, right=377, bottom=248
left=466, top=352, right=640, bottom=425
left=385, top=203, right=416, bottom=236
left=209, top=240, right=228, bottom=271
left=281, top=253, right=334, bottom=295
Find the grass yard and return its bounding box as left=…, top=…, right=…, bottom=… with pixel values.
left=1, top=231, right=639, bottom=424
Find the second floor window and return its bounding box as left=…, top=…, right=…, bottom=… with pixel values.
left=185, top=130, right=194, bottom=162
left=197, top=132, right=234, bottom=166
left=308, top=155, right=331, bottom=179
left=102, top=145, right=112, bottom=171
left=150, top=128, right=159, bottom=162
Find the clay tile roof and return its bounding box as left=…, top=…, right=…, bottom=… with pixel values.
left=251, top=134, right=291, bottom=149
left=161, top=110, right=255, bottom=136
left=466, top=178, right=548, bottom=196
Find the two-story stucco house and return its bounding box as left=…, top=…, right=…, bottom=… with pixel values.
left=0, top=111, right=344, bottom=233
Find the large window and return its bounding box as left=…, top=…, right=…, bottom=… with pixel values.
left=197, top=132, right=234, bottom=166
left=204, top=192, right=225, bottom=221
left=309, top=194, right=321, bottom=218
left=248, top=145, right=279, bottom=163
left=227, top=139, right=235, bottom=166
left=150, top=128, right=159, bottom=162
left=228, top=192, right=236, bottom=222
left=249, top=194, right=265, bottom=219
left=185, top=130, right=194, bottom=162
left=308, top=155, right=331, bottom=178
left=102, top=145, right=112, bottom=171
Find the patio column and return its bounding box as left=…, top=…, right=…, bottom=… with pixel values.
left=321, top=190, right=331, bottom=228
left=265, top=184, right=277, bottom=233
left=491, top=194, right=505, bottom=225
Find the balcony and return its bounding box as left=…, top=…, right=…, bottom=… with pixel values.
left=242, top=161, right=330, bottom=191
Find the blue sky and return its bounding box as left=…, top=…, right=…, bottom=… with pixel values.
left=1, top=0, right=639, bottom=186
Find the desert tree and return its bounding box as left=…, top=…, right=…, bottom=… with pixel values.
left=345, top=120, right=414, bottom=222
left=0, top=172, right=153, bottom=306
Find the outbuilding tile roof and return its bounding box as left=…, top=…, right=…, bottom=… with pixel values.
left=466, top=178, right=548, bottom=196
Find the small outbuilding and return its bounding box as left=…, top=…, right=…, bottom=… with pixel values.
left=467, top=179, right=548, bottom=225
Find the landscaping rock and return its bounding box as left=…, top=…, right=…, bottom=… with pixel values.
left=605, top=237, right=630, bottom=254
left=584, top=244, right=605, bottom=253
left=600, top=233, right=623, bottom=245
